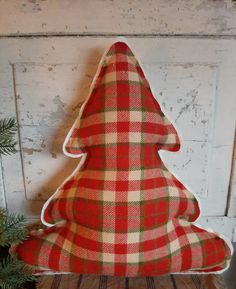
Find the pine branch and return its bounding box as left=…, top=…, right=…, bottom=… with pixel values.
left=0, top=138, right=17, bottom=156
left=0, top=255, right=36, bottom=289
left=0, top=119, right=17, bottom=138
left=0, top=209, right=27, bottom=247
left=0, top=118, right=17, bottom=156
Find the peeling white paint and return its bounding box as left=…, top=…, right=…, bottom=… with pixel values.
left=1, top=1, right=236, bottom=36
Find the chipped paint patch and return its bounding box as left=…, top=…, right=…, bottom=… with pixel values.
left=50, top=152, right=57, bottom=159
left=22, top=147, right=42, bottom=155
left=175, top=89, right=198, bottom=122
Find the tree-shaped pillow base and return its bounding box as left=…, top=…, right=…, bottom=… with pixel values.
left=11, top=40, right=232, bottom=277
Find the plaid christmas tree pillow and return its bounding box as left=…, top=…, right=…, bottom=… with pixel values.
left=11, top=40, right=232, bottom=276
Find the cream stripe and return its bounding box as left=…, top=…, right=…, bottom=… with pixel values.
left=104, top=54, right=136, bottom=66
left=68, top=222, right=165, bottom=244
left=80, top=111, right=162, bottom=128
left=57, top=223, right=203, bottom=263
left=58, top=186, right=194, bottom=202
left=103, top=71, right=142, bottom=84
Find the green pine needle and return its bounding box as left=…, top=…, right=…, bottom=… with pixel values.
left=0, top=255, right=36, bottom=289
left=0, top=119, right=17, bottom=137
left=0, top=208, right=28, bottom=247
left=0, top=138, right=17, bottom=156
left=0, top=118, right=18, bottom=156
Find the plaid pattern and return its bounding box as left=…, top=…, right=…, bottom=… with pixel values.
left=11, top=41, right=232, bottom=276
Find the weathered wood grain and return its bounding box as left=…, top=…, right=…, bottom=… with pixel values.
left=36, top=272, right=228, bottom=288
left=0, top=0, right=236, bottom=36
left=14, top=63, right=93, bottom=201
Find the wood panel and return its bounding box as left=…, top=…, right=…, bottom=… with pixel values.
left=199, top=216, right=236, bottom=242
left=0, top=64, right=29, bottom=213
left=1, top=0, right=236, bottom=36
left=36, top=273, right=227, bottom=288
left=14, top=63, right=87, bottom=201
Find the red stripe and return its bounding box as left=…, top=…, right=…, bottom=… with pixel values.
left=78, top=177, right=168, bottom=190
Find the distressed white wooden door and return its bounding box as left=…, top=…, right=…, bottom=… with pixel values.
left=0, top=37, right=235, bottom=239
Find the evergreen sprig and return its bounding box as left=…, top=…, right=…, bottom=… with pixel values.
left=0, top=208, right=28, bottom=247
left=0, top=118, right=17, bottom=155
left=0, top=118, right=35, bottom=288
left=0, top=255, right=36, bottom=289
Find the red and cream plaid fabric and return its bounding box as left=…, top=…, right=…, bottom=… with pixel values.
left=11, top=41, right=232, bottom=276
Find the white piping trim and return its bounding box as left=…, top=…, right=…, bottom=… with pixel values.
left=40, top=36, right=233, bottom=272
left=40, top=154, right=87, bottom=227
